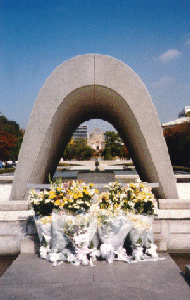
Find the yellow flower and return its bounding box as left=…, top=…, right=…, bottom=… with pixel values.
left=95, top=189, right=99, bottom=194
left=54, top=199, right=61, bottom=206
left=39, top=216, right=51, bottom=224
left=89, top=183, right=94, bottom=187
left=73, top=194, right=78, bottom=199
left=78, top=193, right=83, bottom=198
left=57, top=187, right=61, bottom=191
left=130, top=183, right=135, bottom=188
left=49, top=192, right=56, bottom=199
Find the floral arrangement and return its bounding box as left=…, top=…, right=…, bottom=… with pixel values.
left=28, top=179, right=69, bottom=216
left=98, top=181, right=155, bottom=215
left=29, top=179, right=159, bottom=266
left=28, top=179, right=99, bottom=216
left=98, top=181, right=133, bottom=211
left=62, top=181, right=99, bottom=213
left=125, top=182, right=155, bottom=215
left=61, top=212, right=97, bottom=248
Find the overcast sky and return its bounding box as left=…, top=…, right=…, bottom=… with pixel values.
left=1, top=0, right=190, bottom=133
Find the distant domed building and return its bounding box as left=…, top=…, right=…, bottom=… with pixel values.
left=87, top=128, right=105, bottom=151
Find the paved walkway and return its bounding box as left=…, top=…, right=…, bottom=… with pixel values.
left=0, top=253, right=190, bottom=299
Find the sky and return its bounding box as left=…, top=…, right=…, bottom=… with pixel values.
left=1, top=0, right=190, bottom=133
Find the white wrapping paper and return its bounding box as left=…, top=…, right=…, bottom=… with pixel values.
left=98, top=210, right=133, bottom=263
left=34, top=216, right=52, bottom=259
left=98, top=210, right=133, bottom=249
left=128, top=214, right=154, bottom=248
left=50, top=210, right=98, bottom=265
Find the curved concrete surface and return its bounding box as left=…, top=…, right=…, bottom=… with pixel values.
left=11, top=54, right=178, bottom=200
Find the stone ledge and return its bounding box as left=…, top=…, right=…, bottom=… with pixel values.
left=154, top=233, right=167, bottom=251
left=0, top=175, right=14, bottom=182
left=169, top=234, right=190, bottom=250
left=0, top=235, right=20, bottom=255
left=0, top=201, right=29, bottom=211
left=0, top=221, right=20, bottom=235
left=0, top=210, right=34, bottom=221
left=21, top=235, right=39, bottom=254
left=158, top=199, right=190, bottom=210
left=155, top=209, right=190, bottom=219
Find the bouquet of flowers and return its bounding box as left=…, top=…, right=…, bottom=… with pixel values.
left=98, top=183, right=133, bottom=263
left=28, top=178, right=69, bottom=216
left=61, top=181, right=99, bottom=214
left=98, top=209, right=132, bottom=250
left=128, top=213, right=154, bottom=248
left=125, top=181, right=155, bottom=215
left=34, top=215, right=52, bottom=259
left=97, top=181, right=155, bottom=263
left=28, top=179, right=69, bottom=258
left=99, top=181, right=135, bottom=212
left=50, top=210, right=98, bottom=266
left=28, top=178, right=158, bottom=266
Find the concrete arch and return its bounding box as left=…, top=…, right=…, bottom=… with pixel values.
left=11, top=54, right=178, bottom=200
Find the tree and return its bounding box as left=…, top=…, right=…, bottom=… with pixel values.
left=101, top=131, right=130, bottom=160
left=163, top=122, right=190, bottom=167
left=0, top=114, right=24, bottom=161
left=62, top=138, right=94, bottom=160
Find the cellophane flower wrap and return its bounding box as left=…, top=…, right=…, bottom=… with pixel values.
left=97, top=209, right=133, bottom=249
left=128, top=213, right=154, bottom=249
left=49, top=181, right=99, bottom=265
left=29, top=178, right=158, bottom=265
left=97, top=182, right=134, bottom=263
left=97, top=181, right=156, bottom=262
left=50, top=209, right=98, bottom=265
left=34, top=216, right=52, bottom=259
left=125, top=181, right=155, bottom=249
left=28, top=179, right=70, bottom=259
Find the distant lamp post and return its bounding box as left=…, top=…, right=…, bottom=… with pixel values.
left=95, top=158, right=99, bottom=172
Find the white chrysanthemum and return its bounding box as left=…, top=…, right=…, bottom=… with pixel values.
left=45, top=199, right=51, bottom=204
left=77, top=200, right=84, bottom=204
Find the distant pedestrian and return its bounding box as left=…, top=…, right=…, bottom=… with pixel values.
left=0, top=161, right=2, bottom=169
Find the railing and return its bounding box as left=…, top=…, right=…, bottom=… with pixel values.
left=27, top=182, right=159, bottom=192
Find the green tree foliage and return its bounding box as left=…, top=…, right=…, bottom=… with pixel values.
left=0, top=114, right=24, bottom=161
left=101, top=131, right=130, bottom=160
left=62, top=137, right=94, bottom=160
left=163, top=121, right=190, bottom=167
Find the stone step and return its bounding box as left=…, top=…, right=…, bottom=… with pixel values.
left=0, top=215, right=188, bottom=255
left=154, top=233, right=167, bottom=252
left=0, top=221, right=21, bottom=255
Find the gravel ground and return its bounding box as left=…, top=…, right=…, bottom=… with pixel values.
left=0, top=183, right=189, bottom=201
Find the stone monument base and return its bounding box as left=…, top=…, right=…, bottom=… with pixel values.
left=77, top=171, right=115, bottom=184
